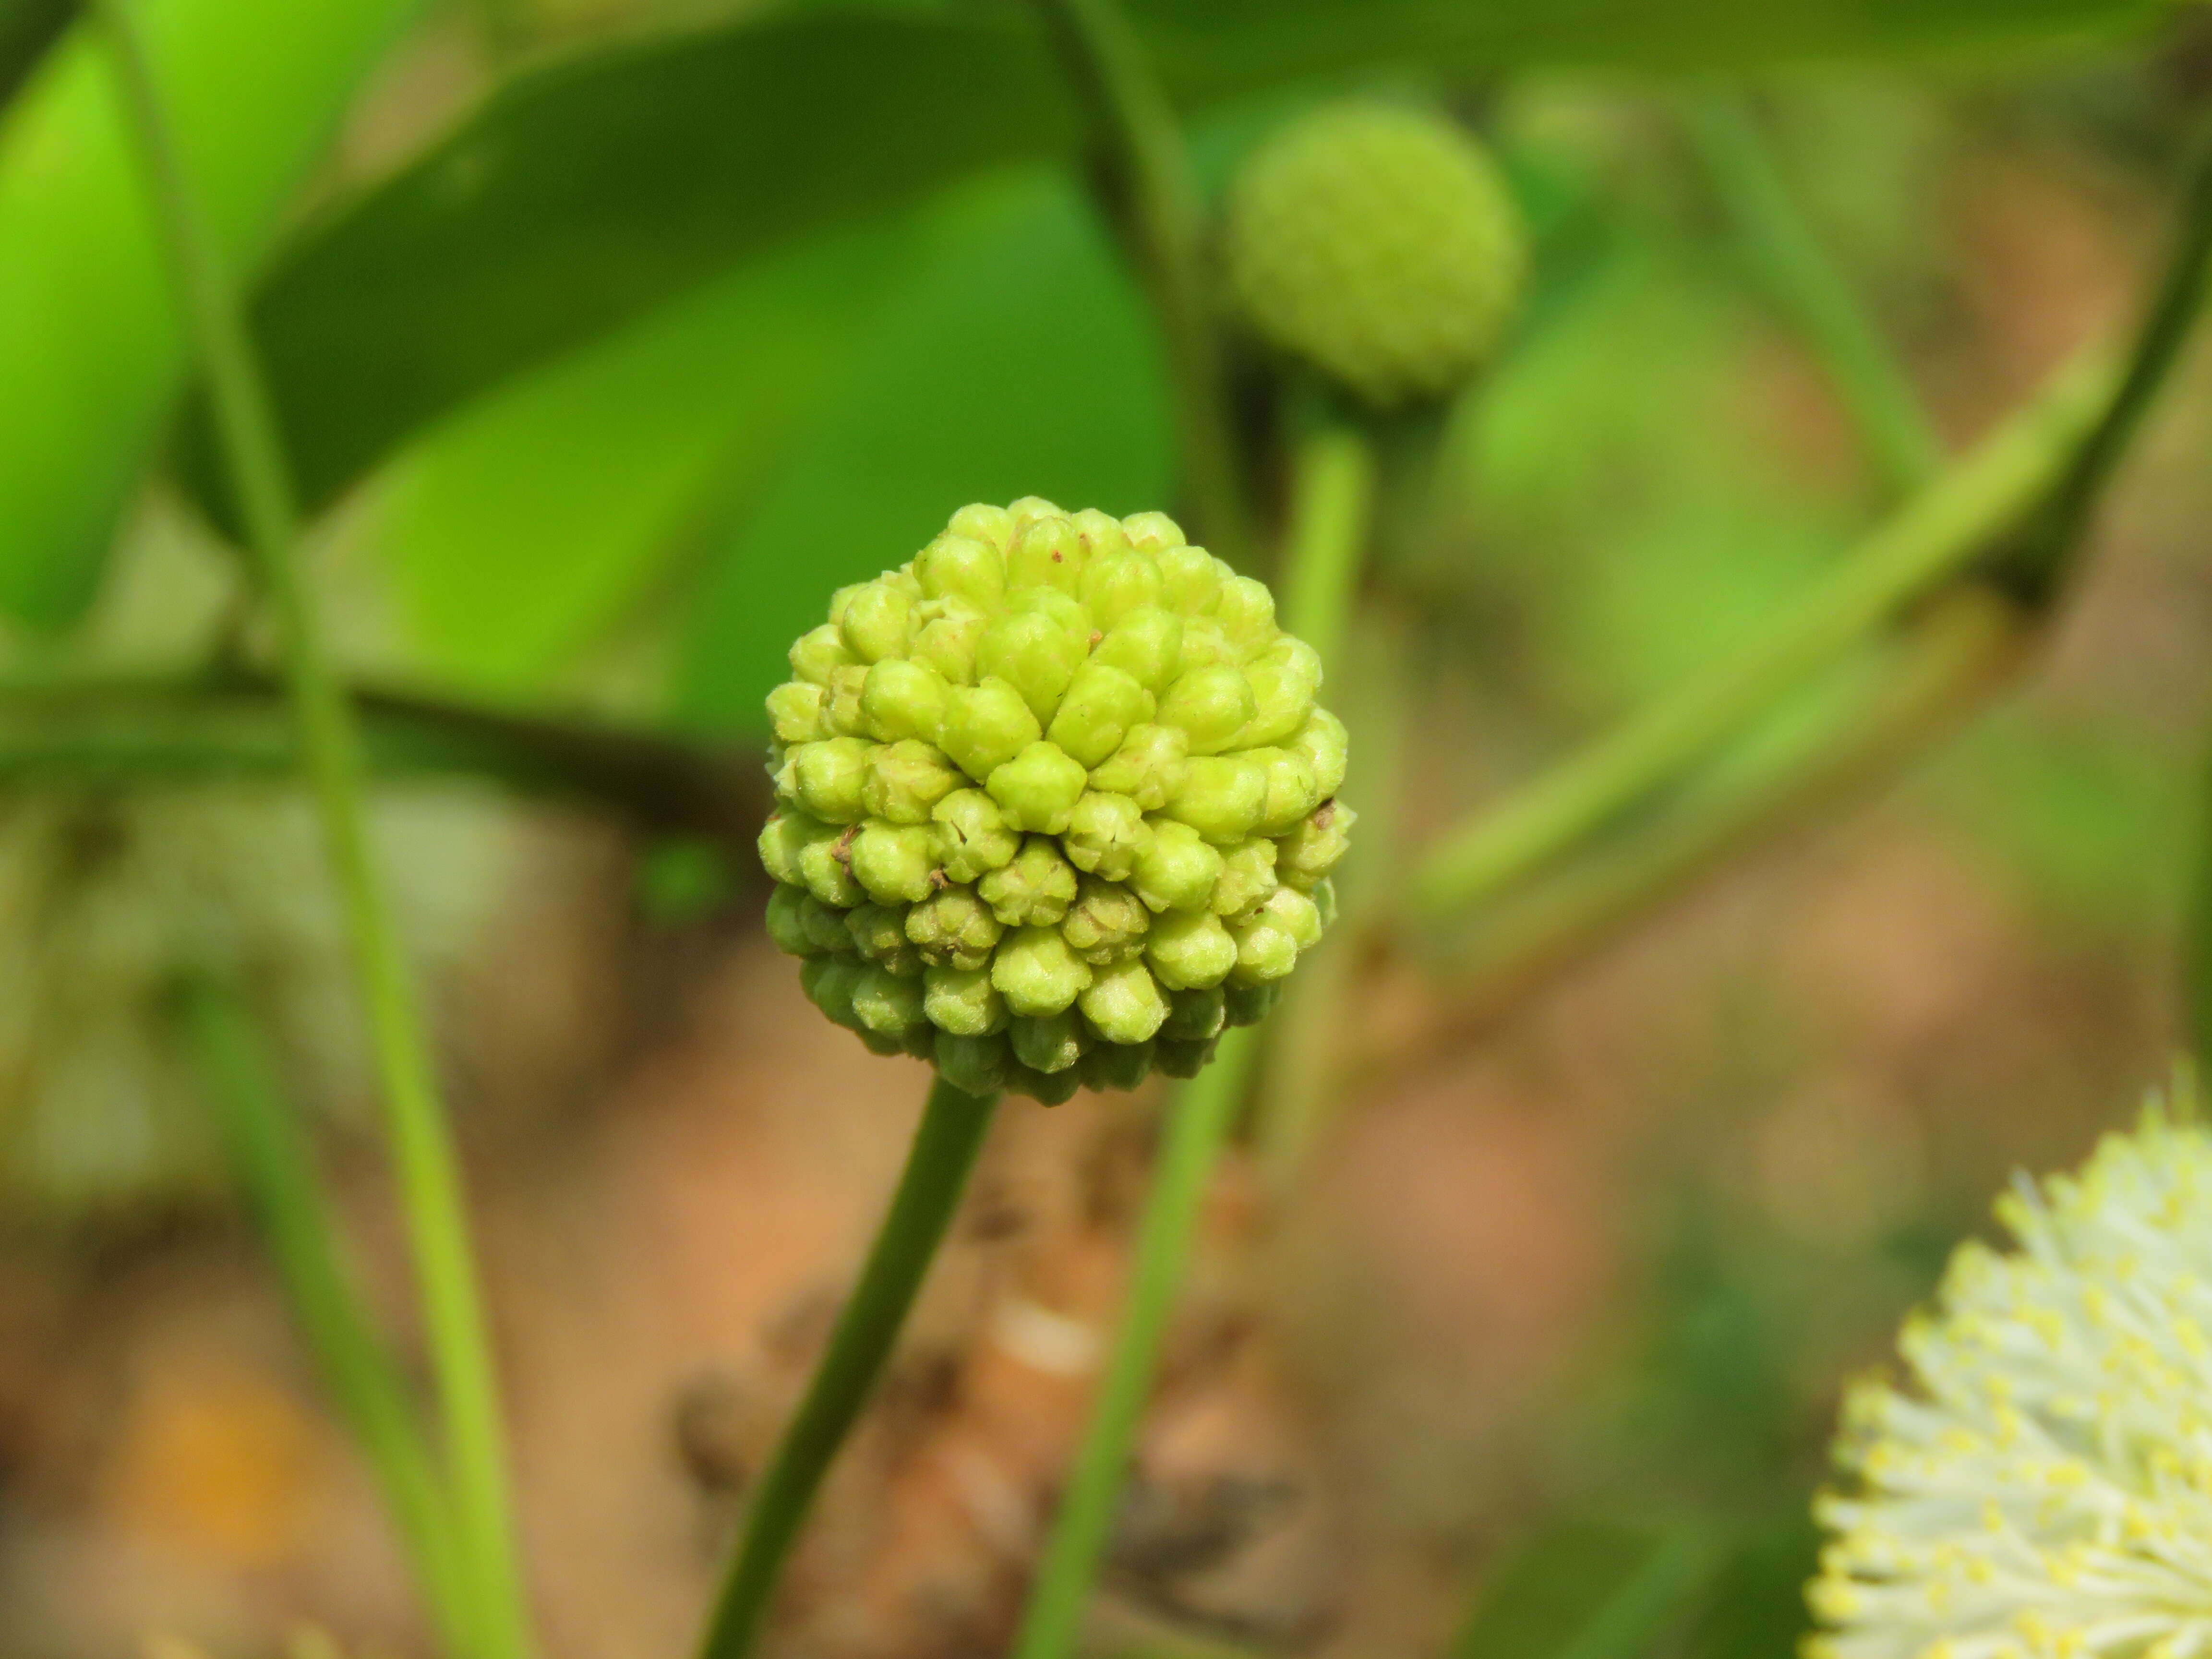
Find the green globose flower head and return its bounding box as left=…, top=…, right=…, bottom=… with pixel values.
left=760, top=500, right=1354, bottom=1103
left=1222, top=100, right=1527, bottom=412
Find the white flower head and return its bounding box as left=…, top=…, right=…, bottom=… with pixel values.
left=1809, top=1078, right=2212, bottom=1659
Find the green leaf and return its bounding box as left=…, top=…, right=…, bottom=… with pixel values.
left=193, top=0, right=2165, bottom=532
left=0, top=0, right=427, bottom=628
left=1453, top=1519, right=1720, bottom=1659
left=368, top=215, right=909, bottom=694
left=0, top=0, right=72, bottom=113
left=674, top=167, right=1170, bottom=732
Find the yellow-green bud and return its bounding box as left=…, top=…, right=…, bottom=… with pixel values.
left=839, top=579, right=914, bottom=663
left=979, top=835, right=1078, bottom=928
left=758, top=500, right=1349, bottom=1099
left=986, top=741, right=1089, bottom=834
left=1157, top=665, right=1256, bottom=757
left=1063, top=791, right=1149, bottom=881
left=932, top=789, right=1021, bottom=884
left=1223, top=100, right=1527, bottom=410
left=1061, top=876, right=1151, bottom=964
left=906, top=886, right=1003, bottom=971
left=1224, top=981, right=1283, bottom=1028
left=767, top=681, right=827, bottom=745
left=1089, top=723, right=1189, bottom=813
left=1168, top=755, right=1267, bottom=844
left=861, top=659, right=950, bottom=744
left=1212, top=838, right=1279, bottom=920
left=862, top=738, right=960, bottom=825
left=846, top=902, right=922, bottom=976
left=1010, top=1010, right=1087, bottom=1075
left=992, top=925, right=1093, bottom=1018
left=940, top=677, right=1042, bottom=780
left=1130, top=818, right=1223, bottom=914
left=1046, top=662, right=1153, bottom=768
left=914, top=532, right=1006, bottom=610
left=1146, top=910, right=1238, bottom=991
left=1276, top=799, right=1353, bottom=890
left=923, top=964, right=1006, bottom=1037
left=1092, top=607, right=1184, bottom=694
left=849, top=821, right=936, bottom=905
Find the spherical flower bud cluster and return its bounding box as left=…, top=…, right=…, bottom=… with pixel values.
left=1222, top=100, right=1527, bottom=411
left=759, top=499, right=1353, bottom=1103
left=1808, top=1086, right=2212, bottom=1659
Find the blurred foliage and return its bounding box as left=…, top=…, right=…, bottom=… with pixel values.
left=0, top=0, right=427, bottom=627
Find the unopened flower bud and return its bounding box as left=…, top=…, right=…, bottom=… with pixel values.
left=1275, top=799, right=1354, bottom=890
left=861, top=659, right=950, bottom=744
left=947, top=502, right=1015, bottom=552
left=986, top=742, right=1089, bottom=835
left=1120, top=511, right=1186, bottom=554
left=1168, top=756, right=1267, bottom=844
left=1079, top=550, right=1164, bottom=628
left=1225, top=980, right=1283, bottom=1027
left=767, top=681, right=827, bottom=745
left=797, top=827, right=865, bottom=907
left=923, top=964, right=1006, bottom=1037
left=1091, top=607, right=1184, bottom=694
left=906, top=886, right=1003, bottom=971
left=862, top=738, right=960, bottom=825
left=789, top=623, right=855, bottom=685
left=1289, top=708, right=1349, bottom=799
left=1158, top=665, right=1257, bottom=757
left=940, top=678, right=1043, bottom=780
left=1079, top=958, right=1169, bottom=1044
left=1089, top=724, right=1189, bottom=813
left=1010, top=1010, right=1087, bottom=1075
left=848, top=821, right=936, bottom=905
left=991, top=925, right=1093, bottom=1018
left=1130, top=818, right=1224, bottom=913
left=1046, top=662, right=1152, bottom=768
left=1061, top=876, right=1150, bottom=964
left=839, top=580, right=914, bottom=663
left=1211, top=838, right=1279, bottom=920
left=914, top=532, right=1006, bottom=610
left=1007, top=515, right=1086, bottom=594
left=1063, top=791, right=1149, bottom=881
left=784, top=737, right=872, bottom=824
left=1160, top=984, right=1226, bottom=1043
left=1156, top=545, right=1221, bottom=615
left=760, top=500, right=1349, bottom=1098
left=979, top=836, right=1078, bottom=928
left=1223, top=100, right=1527, bottom=410
left=932, top=789, right=1020, bottom=883
left=974, top=607, right=1086, bottom=724
left=1146, top=909, right=1238, bottom=990
left=851, top=965, right=927, bottom=1039
left=935, top=1030, right=1012, bottom=1095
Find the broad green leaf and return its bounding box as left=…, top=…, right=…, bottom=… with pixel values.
left=674, top=166, right=1170, bottom=732
left=0, top=0, right=426, bottom=628
left=0, top=0, right=71, bottom=112
left=192, top=0, right=2165, bottom=532
left=1453, top=1519, right=1719, bottom=1659
left=369, top=216, right=909, bottom=695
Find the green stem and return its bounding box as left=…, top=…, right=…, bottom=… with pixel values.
left=92, top=8, right=532, bottom=1658
left=1279, top=420, right=1376, bottom=676
left=1408, top=127, right=2212, bottom=923
left=1684, top=94, right=1941, bottom=495
left=1013, top=1024, right=1262, bottom=1659
left=1026, top=0, right=1255, bottom=565
left=0, top=674, right=768, bottom=838
left=697, top=1077, right=1001, bottom=1659
left=178, top=974, right=471, bottom=1656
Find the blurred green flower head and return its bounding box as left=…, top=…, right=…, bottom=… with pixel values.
left=758, top=499, right=1352, bottom=1103
left=1223, top=99, right=1528, bottom=410
left=1809, top=1083, right=2212, bottom=1659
